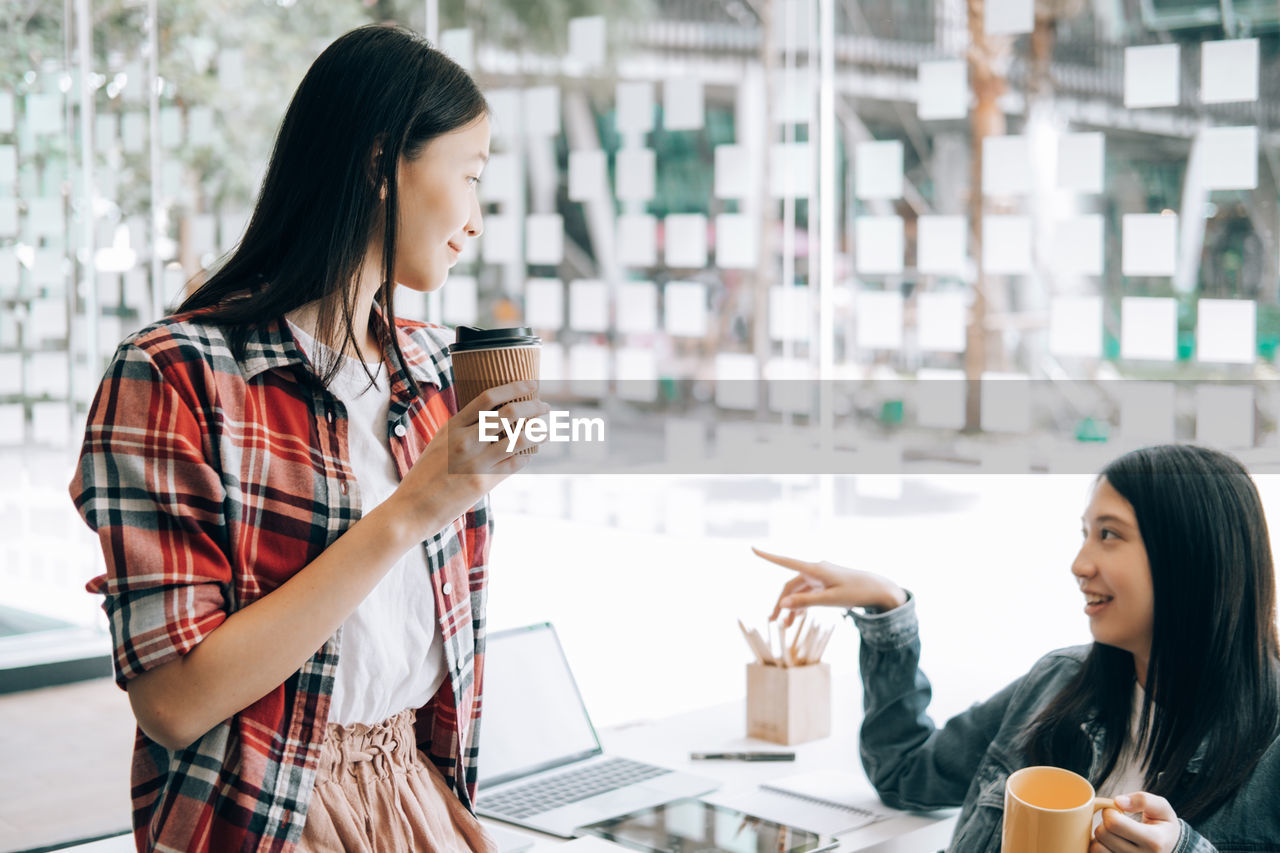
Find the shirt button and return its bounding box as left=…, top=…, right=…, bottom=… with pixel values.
left=326, top=409, right=335, bottom=424
left=340, top=481, right=349, bottom=496
left=393, top=423, right=407, bottom=438
left=442, top=582, right=453, bottom=596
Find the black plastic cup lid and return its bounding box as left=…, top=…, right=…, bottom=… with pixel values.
left=449, top=325, right=541, bottom=353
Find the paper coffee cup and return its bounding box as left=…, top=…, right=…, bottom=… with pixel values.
left=449, top=326, right=541, bottom=455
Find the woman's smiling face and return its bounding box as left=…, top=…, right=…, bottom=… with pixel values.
left=390, top=114, right=489, bottom=292
left=1072, top=477, right=1156, bottom=669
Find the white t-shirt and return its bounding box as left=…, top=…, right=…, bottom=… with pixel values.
left=1097, top=682, right=1151, bottom=798
left=287, top=318, right=448, bottom=726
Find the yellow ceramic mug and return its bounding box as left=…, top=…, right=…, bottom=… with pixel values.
left=1002, top=766, right=1115, bottom=853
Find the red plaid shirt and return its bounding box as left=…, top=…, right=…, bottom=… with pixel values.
left=70, top=311, right=492, bottom=852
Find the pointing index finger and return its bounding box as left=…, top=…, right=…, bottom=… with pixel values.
left=752, top=546, right=818, bottom=574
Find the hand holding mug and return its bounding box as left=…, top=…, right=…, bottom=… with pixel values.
left=1091, top=793, right=1180, bottom=853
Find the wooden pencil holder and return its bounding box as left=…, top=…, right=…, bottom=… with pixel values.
left=746, top=662, right=831, bottom=745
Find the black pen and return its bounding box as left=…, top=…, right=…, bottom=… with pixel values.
left=689, top=751, right=796, bottom=761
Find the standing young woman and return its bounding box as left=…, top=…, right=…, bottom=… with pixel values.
left=756, top=445, right=1280, bottom=852
left=69, top=25, right=545, bottom=852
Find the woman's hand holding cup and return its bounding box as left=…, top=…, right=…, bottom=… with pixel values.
left=389, top=380, right=548, bottom=546
left=753, top=547, right=908, bottom=626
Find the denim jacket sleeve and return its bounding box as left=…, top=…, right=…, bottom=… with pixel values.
left=853, top=594, right=1021, bottom=812
left=1175, top=821, right=1218, bottom=853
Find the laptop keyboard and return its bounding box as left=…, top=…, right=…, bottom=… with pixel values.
left=479, top=757, right=672, bottom=819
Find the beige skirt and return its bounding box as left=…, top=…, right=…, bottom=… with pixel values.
left=298, top=708, right=497, bottom=853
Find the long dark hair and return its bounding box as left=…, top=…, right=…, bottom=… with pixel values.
left=179, top=24, right=488, bottom=388
left=1025, top=444, right=1280, bottom=821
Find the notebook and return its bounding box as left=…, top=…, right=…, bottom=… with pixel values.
left=703, top=770, right=888, bottom=836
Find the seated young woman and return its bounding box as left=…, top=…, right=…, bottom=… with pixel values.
left=755, top=444, right=1279, bottom=853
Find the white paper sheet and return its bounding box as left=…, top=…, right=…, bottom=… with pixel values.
left=568, top=149, right=608, bottom=201
left=985, top=0, right=1033, bottom=35
left=95, top=112, right=118, bottom=154
left=1196, top=385, right=1253, bottom=448
left=772, top=69, right=812, bottom=124
left=121, top=112, right=145, bottom=154
left=769, top=286, right=810, bottom=342
left=1051, top=214, right=1104, bottom=276
left=1199, top=126, right=1258, bottom=191
left=440, top=28, right=474, bottom=70
left=982, top=135, right=1033, bottom=196
left=218, top=49, right=245, bottom=91
left=1121, top=296, right=1177, bottom=361
left=714, top=144, right=752, bottom=199
left=0, top=198, right=16, bottom=237
left=0, top=354, right=22, bottom=395
left=1120, top=382, right=1176, bottom=443
left=479, top=152, right=517, bottom=204
left=26, top=351, right=69, bottom=397
left=916, top=291, right=966, bottom=353
left=616, top=214, right=657, bottom=267
left=918, top=60, right=967, bottom=120
left=523, top=86, right=561, bottom=137
left=524, top=278, right=565, bottom=330
left=715, top=213, right=757, bottom=269
left=188, top=107, right=215, bottom=144
left=486, top=89, right=521, bottom=141
left=441, top=274, right=477, bottom=325
left=616, top=81, right=654, bottom=134
left=855, top=216, right=904, bottom=274
left=1057, top=132, right=1105, bottom=194
left=28, top=198, right=62, bottom=237
left=31, top=402, right=71, bottom=447
left=569, top=279, right=609, bottom=332
left=0, top=404, right=23, bottom=446
left=977, top=372, right=1032, bottom=435
left=1201, top=38, right=1258, bottom=104
left=525, top=214, right=564, bottom=265
left=568, top=16, right=606, bottom=69
left=664, top=214, right=707, bottom=269
left=1121, top=213, right=1178, bottom=277
left=917, top=215, right=967, bottom=275
left=983, top=215, right=1032, bottom=275
left=856, top=140, right=903, bottom=200
left=160, top=107, right=183, bottom=149
left=0, top=92, right=13, bottom=134
left=714, top=353, right=758, bottom=411
left=32, top=249, right=65, bottom=288
left=1049, top=295, right=1103, bottom=358
left=1196, top=298, right=1255, bottom=364
left=480, top=213, right=520, bottom=264
left=770, top=142, right=811, bottom=198
left=28, top=298, right=67, bottom=342
left=1125, top=44, right=1180, bottom=108
left=0, top=248, right=18, bottom=292
left=0, top=145, right=15, bottom=185
left=915, top=368, right=966, bottom=430
left=614, top=347, right=658, bottom=402
left=664, top=280, right=708, bottom=337
left=663, top=77, right=704, bottom=130
left=856, top=290, right=904, bottom=350
left=615, top=148, right=655, bottom=201
left=568, top=343, right=610, bottom=397
left=26, top=93, right=63, bottom=136
left=616, top=281, right=658, bottom=333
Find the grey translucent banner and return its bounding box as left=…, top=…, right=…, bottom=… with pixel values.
left=449, top=378, right=1277, bottom=476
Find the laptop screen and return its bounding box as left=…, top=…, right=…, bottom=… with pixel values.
left=477, top=623, right=602, bottom=788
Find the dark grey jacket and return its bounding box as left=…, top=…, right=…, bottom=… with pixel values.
left=852, top=596, right=1280, bottom=852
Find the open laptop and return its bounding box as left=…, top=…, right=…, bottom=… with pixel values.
left=475, top=623, right=719, bottom=837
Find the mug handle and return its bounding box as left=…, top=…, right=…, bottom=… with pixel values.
left=1092, top=797, right=1117, bottom=815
